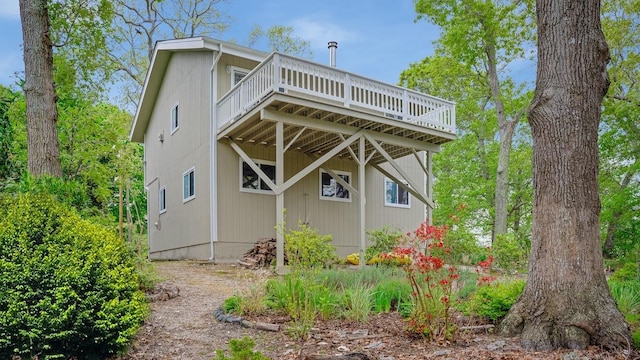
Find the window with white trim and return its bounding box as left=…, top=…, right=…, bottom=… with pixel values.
left=320, top=170, right=351, bottom=202
left=384, top=177, right=410, bottom=208
left=240, top=159, right=276, bottom=194
left=159, top=186, right=167, bottom=213
left=183, top=167, right=195, bottom=202
left=229, top=66, right=250, bottom=86
left=170, top=102, right=179, bottom=134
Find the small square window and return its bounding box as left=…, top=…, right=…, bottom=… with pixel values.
left=384, top=178, right=410, bottom=208
left=230, top=66, right=250, bottom=86
left=170, top=102, right=179, bottom=134
left=320, top=169, right=351, bottom=202
left=159, top=186, right=167, bottom=214
left=240, top=159, right=276, bottom=194
left=183, top=167, right=195, bottom=202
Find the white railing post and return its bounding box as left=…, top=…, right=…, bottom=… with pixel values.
left=273, top=53, right=281, bottom=92
left=344, top=73, right=351, bottom=108
left=402, top=89, right=409, bottom=121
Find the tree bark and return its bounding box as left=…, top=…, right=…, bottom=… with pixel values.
left=500, top=0, right=630, bottom=350
left=486, top=41, right=519, bottom=243
left=19, top=0, right=63, bottom=178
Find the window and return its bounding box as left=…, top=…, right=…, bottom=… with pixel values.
left=229, top=66, right=250, bottom=86
left=240, top=159, right=276, bottom=194
left=170, top=102, right=179, bottom=134
left=320, top=170, right=351, bottom=202
left=183, top=167, right=195, bottom=202
left=159, top=186, right=167, bottom=213
left=384, top=178, right=410, bottom=208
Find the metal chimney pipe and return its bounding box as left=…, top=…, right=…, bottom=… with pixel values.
left=328, top=41, right=338, bottom=67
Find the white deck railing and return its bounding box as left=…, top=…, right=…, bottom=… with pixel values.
left=217, top=53, right=456, bottom=134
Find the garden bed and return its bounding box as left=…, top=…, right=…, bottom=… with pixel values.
left=116, top=261, right=630, bottom=360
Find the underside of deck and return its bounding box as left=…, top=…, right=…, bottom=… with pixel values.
left=217, top=93, right=455, bottom=165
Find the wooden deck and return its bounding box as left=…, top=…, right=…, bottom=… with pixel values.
left=216, top=52, right=456, bottom=164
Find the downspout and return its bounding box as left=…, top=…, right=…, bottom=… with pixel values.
left=145, top=175, right=159, bottom=255
left=209, top=46, right=223, bottom=261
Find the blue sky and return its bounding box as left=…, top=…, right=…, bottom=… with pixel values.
left=0, top=0, right=443, bottom=89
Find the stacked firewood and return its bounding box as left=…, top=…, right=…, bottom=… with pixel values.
left=237, top=238, right=285, bottom=268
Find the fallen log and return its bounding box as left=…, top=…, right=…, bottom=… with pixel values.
left=459, top=324, right=495, bottom=331
left=305, top=353, right=371, bottom=360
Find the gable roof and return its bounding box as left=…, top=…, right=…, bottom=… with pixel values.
left=129, top=37, right=269, bottom=142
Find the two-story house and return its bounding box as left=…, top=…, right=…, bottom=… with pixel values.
left=129, top=37, right=456, bottom=267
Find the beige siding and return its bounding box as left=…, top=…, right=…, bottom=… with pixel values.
left=214, top=143, right=426, bottom=261
left=216, top=54, right=261, bottom=100
left=145, top=51, right=212, bottom=259
left=365, top=154, right=427, bottom=238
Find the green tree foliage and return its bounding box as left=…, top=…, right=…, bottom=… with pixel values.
left=248, top=25, right=313, bottom=58
left=49, top=0, right=115, bottom=95
left=0, top=193, right=148, bottom=359
left=0, top=86, right=18, bottom=184
left=410, top=0, right=535, bottom=242
left=599, top=0, right=640, bottom=257
left=6, top=81, right=144, bottom=224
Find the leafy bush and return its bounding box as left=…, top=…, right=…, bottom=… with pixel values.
left=469, top=280, right=525, bottom=322
left=365, top=226, right=402, bottom=261
left=284, top=222, right=336, bottom=269
left=493, top=233, right=527, bottom=272
left=610, top=262, right=639, bottom=282
left=214, top=336, right=269, bottom=360
left=0, top=193, right=148, bottom=359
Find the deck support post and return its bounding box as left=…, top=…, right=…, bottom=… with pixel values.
left=358, top=136, right=366, bottom=268
left=426, top=151, right=433, bottom=225
left=275, top=121, right=285, bottom=270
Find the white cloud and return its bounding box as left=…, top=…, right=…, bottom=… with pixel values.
left=290, top=18, right=360, bottom=50
left=0, top=0, right=19, bottom=19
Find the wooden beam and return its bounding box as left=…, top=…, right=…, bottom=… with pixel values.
left=365, top=131, right=434, bottom=208
left=371, top=163, right=433, bottom=209
left=228, top=139, right=279, bottom=193
left=358, top=136, right=366, bottom=269
left=284, top=126, right=307, bottom=152
left=277, top=130, right=364, bottom=194
left=261, top=108, right=441, bottom=153
left=275, top=121, right=285, bottom=269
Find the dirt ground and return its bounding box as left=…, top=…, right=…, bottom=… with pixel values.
left=118, top=261, right=633, bottom=360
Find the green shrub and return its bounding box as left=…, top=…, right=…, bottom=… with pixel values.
left=0, top=193, right=148, bottom=359
left=493, top=233, right=527, bottom=272
left=365, top=226, right=402, bottom=261
left=446, top=230, right=485, bottom=265
left=283, top=222, right=336, bottom=269
left=469, top=280, right=525, bottom=322
left=214, top=336, right=269, bottom=360
left=611, top=262, right=639, bottom=282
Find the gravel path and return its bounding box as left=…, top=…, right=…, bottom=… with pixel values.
left=118, top=261, right=286, bottom=359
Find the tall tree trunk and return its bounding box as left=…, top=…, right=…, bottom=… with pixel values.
left=486, top=41, right=518, bottom=243
left=19, top=0, right=62, bottom=178
left=500, top=0, right=630, bottom=350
